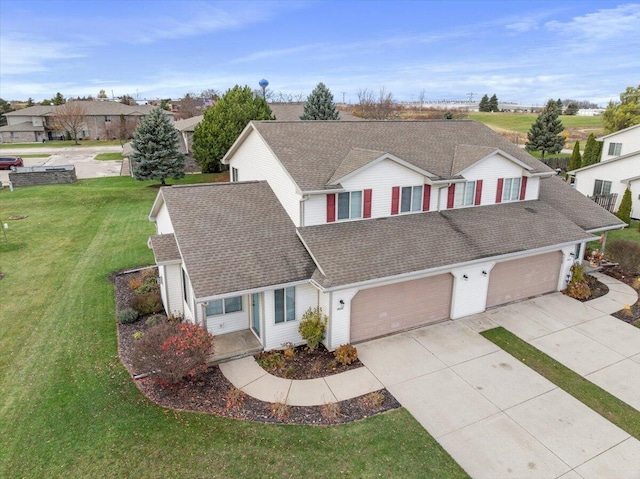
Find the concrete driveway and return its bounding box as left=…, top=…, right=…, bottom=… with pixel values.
left=358, top=280, right=640, bottom=479
left=0, top=145, right=123, bottom=184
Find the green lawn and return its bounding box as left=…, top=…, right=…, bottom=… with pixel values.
left=468, top=112, right=603, bottom=134
left=94, top=152, right=124, bottom=161
left=482, top=328, right=640, bottom=439
left=0, top=176, right=468, bottom=479
left=588, top=220, right=640, bottom=255
left=0, top=140, right=121, bottom=148
left=16, top=153, right=51, bottom=158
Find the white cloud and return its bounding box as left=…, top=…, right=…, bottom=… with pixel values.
left=0, top=36, right=86, bottom=75
left=506, top=20, right=539, bottom=32
left=545, top=3, right=640, bottom=41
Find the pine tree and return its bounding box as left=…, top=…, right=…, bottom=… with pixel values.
left=582, top=133, right=601, bottom=166
left=26, top=97, right=35, bottom=107
left=525, top=99, right=565, bottom=160
left=488, top=94, right=499, bottom=112
left=52, top=92, right=65, bottom=105
left=568, top=141, right=581, bottom=171
left=130, top=108, right=186, bottom=185
left=616, top=188, right=632, bottom=224
left=479, top=94, right=490, bottom=112
left=192, top=85, right=273, bottom=173
left=300, top=82, right=339, bottom=120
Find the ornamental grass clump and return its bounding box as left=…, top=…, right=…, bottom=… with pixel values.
left=131, top=321, right=214, bottom=386
left=298, top=307, right=328, bottom=351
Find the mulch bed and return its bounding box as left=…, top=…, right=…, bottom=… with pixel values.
left=564, top=273, right=610, bottom=302
left=113, top=269, right=400, bottom=425
left=256, top=344, right=362, bottom=380
left=602, top=265, right=640, bottom=325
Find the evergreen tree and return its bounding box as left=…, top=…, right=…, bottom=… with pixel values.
left=479, top=94, right=490, bottom=112
left=556, top=98, right=563, bottom=111
left=582, top=133, right=601, bottom=166
left=488, top=94, right=499, bottom=112
left=300, top=82, right=339, bottom=120
left=525, top=99, right=565, bottom=160
left=0, top=98, right=14, bottom=127
left=52, top=92, right=65, bottom=105
left=192, top=85, right=273, bottom=173
left=568, top=141, right=581, bottom=171
left=564, top=103, right=579, bottom=115
left=130, top=108, right=186, bottom=185
left=26, top=97, right=35, bottom=107
left=616, top=188, right=632, bottom=224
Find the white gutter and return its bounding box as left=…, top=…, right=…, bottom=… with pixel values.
left=586, top=224, right=626, bottom=234
left=196, top=279, right=311, bottom=303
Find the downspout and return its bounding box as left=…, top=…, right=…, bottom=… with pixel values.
left=299, top=195, right=310, bottom=226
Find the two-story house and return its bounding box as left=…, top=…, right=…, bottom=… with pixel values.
left=148, top=120, right=624, bottom=353
left=569, top=123, right=640, bottom=220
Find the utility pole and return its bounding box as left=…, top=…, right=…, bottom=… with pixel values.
left=341, top=92, right=346, bottom=104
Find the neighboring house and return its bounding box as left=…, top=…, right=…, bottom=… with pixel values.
left=0, top=101, right=173, bottom=143
left=148, top=120, right=624, bottom=353
left=174, top=103, right=361, bottom=154
left=569, top=123, right=640, bottom=219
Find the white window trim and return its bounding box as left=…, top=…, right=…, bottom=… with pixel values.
left=607, top=142, right=622, bottom=156
left=502, top=177, right=521, bottom=202
left=593, top=179, right=612, bottom=196
left=454, top=181, right=476, bottom=208
left=336, top=190, right=363, bottom=221
left=274, top=287, right=295, bottom=324
left=400, top=185, right=423, bottom=214
left=206, top=296, right=243, bottom=317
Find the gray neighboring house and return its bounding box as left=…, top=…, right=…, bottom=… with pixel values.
left=1, top=101, right=173, bottom=143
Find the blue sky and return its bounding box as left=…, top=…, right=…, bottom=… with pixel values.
left=0, top=0, right=638, bottom=106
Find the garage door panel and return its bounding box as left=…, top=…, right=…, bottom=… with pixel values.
left=487, top=252, right=562, bottom=308
left=351, top=273, right=453, bottom=342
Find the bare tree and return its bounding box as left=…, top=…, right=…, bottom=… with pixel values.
left=178, top=93, right=201, bottom=119
left=355, top=88, right=396, bottom=119
left=418, top=89, right=426, bottom=111
left=117, top=114, right=137, bottom=148
left=119, top=94, right=137, bottom=105
left=52, top=102, right=87, bottom=144
left=272, top=91, right=306, bottom=103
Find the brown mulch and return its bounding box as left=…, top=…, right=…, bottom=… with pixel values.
left=256, top=344, right=362, bottom=380
left=562, top=273, right=609, bottom=302
left=602, top=265, right=640, bottom=325
left=112, top=269, right=400, bottom=425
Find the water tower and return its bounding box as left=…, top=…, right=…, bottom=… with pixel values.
left=259, top=79, right=269, bottom=99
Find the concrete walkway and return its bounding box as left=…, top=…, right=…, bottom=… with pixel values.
left=219, top=356, right=383, bottom=406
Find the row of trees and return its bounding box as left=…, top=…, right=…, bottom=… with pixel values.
left=478, top=94, right=499, bottom=112
left=567, top=134, right=604, bottom=171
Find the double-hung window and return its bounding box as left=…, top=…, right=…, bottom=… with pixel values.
left=454, top=181, right=476, bottom=207
left=231, top=167, right=238, bottom=182
left=337, top=191, right=363, bottom=220
left=593, top=179, right=612, bottom=196
left=502, top=177, right=521, bottom=202
left=400, top=185, right=423, bottom=213
left=206, top=296, right=243, bottom=316
left=607, top=142, right=622, bottom=156
left=274, top=287, right=295, bottom=323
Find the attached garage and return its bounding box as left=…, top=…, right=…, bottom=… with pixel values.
left=486, top=251, right=562, bottom=308
left=350, top=273, right=453, bottom=342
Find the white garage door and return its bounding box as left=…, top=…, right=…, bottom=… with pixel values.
left=486, top=251, right=562, bottom=308
left=350, top=273, right=453, bottom=343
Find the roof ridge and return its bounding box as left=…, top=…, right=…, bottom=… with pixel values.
left=169, top=180, right=263, bottom=189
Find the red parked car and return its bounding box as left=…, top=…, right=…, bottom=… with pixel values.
left=0, top=157, right=23, bottom=170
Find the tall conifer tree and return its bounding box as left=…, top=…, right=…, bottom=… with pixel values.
left=300, top=83, right=340, bottom=120
left=525, top=99, right=565, bottom=160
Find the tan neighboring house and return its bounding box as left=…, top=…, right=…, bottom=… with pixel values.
left=175, top=103, right=361, bottom=154
left=0, top=101, right=173, bottom=143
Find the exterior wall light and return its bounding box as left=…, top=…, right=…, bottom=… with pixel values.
left=338, top=299, right=345, bottom=310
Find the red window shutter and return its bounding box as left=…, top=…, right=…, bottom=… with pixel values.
left=519, top=176, right=528, bottom=200
left=447, top=184, right=456, bottom=209
left=391, top=186, right=400, bottom=215
left=363, top=189, right=372, bottom=218
left=496, top=178, right=504, bottom=203
left=474, top=180, right=483, bottom=206
left=326, top=194, right=336, bottom=222
left=422, top=184, right=431, bottom=211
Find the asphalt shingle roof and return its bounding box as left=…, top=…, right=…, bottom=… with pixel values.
left=251, top=120, right=553, bottom=192
left=538, top=176, right=626, bottom=231
left=298, top=200, right=595, bottom=289
left=159, top=181, right=315, bottom=299
left=149, top=234, right=180, bottom=263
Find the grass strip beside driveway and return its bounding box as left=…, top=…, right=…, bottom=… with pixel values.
left=94, top=152, right=124, bottom=161
left=481, top=327, right=640, bottom=439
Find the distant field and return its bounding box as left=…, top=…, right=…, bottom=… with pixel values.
left=468, top=112, right=604, bottom=134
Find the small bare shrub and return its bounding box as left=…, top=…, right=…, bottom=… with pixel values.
left=131, top=321, right=213, bottom=386
left=567, top=281, right=591, bottom=300
left=117, top=307, right=139, bottom=324
left=607, top=240, right=640, bottom=272
left=360, top=391, right=384, bottom=410
left=140, top=268, right=157, bottom=281
left=225, top=388, right=246, bottom=409
left=256, top=351, right=285, bottom=370
left=168, top=312, right=184, bottom=323
left=270, top=401, right=290, bottom=421
left=282, top=342, right=296, bottom=360
left=321, top=401, right=341, bottom=423
left=311, top=359, right=322, bottom=374
left=128, top=275, right=144, bottom=291
left=334, top=344, right=358, bottom=365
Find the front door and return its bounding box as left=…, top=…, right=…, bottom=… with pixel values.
left=251, top=293, right=260, bottom=337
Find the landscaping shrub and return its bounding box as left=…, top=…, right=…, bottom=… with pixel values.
left=130, top=291, right=163, bottom=315
left=615, top=188, right=632, bottom=225
left=320, top=402, right=341, bottom=423
left=298, top=307, right=327, bottom=351
left=131, top=321, right=213, bottom=385
left=334, top=344, right=358, bottom=365
left=607, top=240, right=640, bottom=272
left=270, top=401, right=289, bottom=421
left=136, top=279, right=160, bottom=295
left=282, top=342, right=295, bottom=360
left=256, top=351, right=285, bottom=370
left=117, top=307, right=139, bottom=324
left=360, top=391, right=384, bottom=409
left=225, top=388, right=246, bottom=409
left=565, top=263, right=591, bottom=300
left=145, top=314, right=166, bottom=326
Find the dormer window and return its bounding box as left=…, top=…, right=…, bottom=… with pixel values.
left=455, top=181, right=476, bottom=207
left=401, top=186, right=423, bottom=213
left=502, top=178, right=521, bottom=202
left=607, top=142, right=622, bottom=156
left=327, top=190, right=372, bottom=222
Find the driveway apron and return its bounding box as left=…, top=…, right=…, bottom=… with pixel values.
left=358, top=314, right=640, bottom=479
